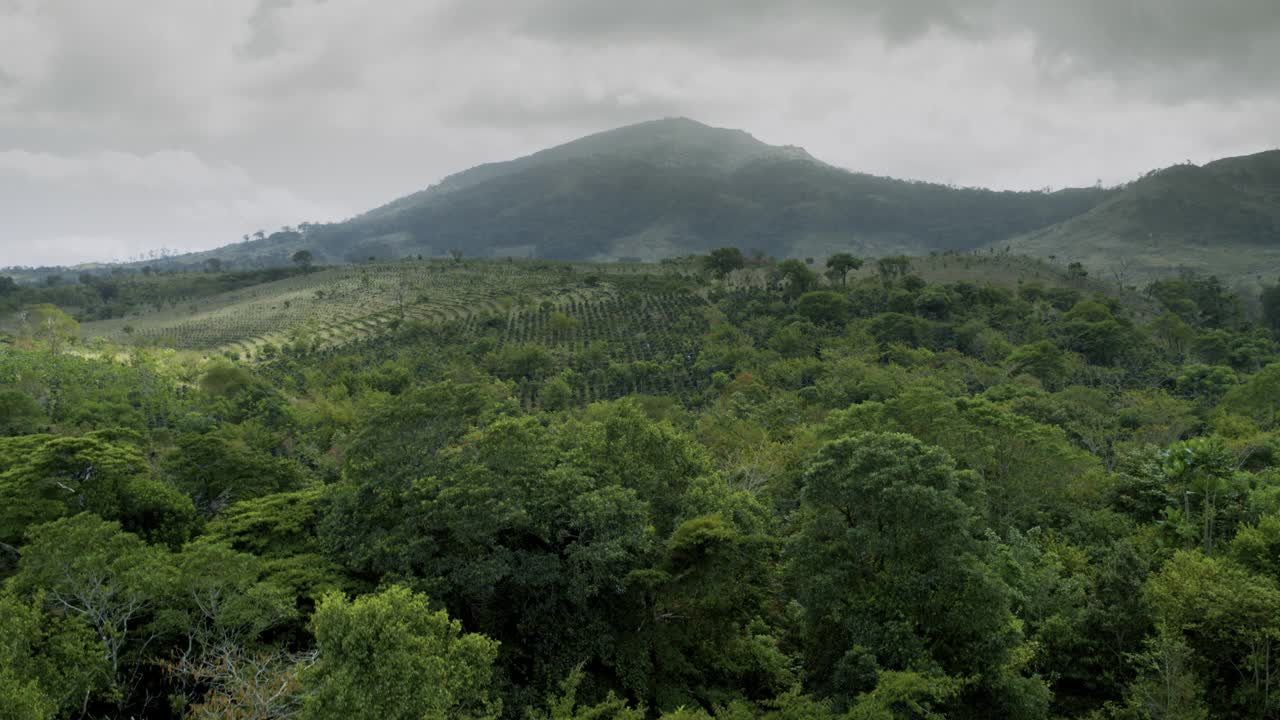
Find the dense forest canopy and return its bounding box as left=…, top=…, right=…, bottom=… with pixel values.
left=2, top=252, right=1280, bottom=719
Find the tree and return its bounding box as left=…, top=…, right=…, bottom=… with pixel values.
left=205, top=258, right=224, bottom=273
left=538, top=373, right=575, bottom=410
left=1145, top=551, right=1280, bottom=716
left=875, top=256, right=912, bottom=285
left=772, top=259, right=817, bottom=299
left=0, top=389, right=45, bottom=435
left=0, top=434, right=197, bottom=548
left=167, top=644, right=310, bottom=720
left=913, top=285, right=953, bottom=320
left=1163, top=437, right=1238, bottom=555
left=703, top=248, right=746, bottom=280
left=1007, top=340, right=1071, bottom=389
left=788, top=432, right=1045, bottom=716
left=291, top=250, right=314, bottom=272
left=162, top=433, right=306, bottom=516
left=1219, top=362, right=1280, bottom=430
left=11, top=515, right=175, bottom=708
left=20, top=304, right=78, bottom=354
left=1066, top=262, right=1088, bottom=285
left=624, top=512, right=792, bottom=710
left=1262, top=282, right=1280, bottom=334
left=321, top=382, right=515, bottom=577
left=796, top=291, right=851, bottom=327
left=170, top=539, right=296, bottom=651
left=302, top=586, right=500, bottom=720
left=407, top=415, right=654, bottom=697
left=824, top=253, right=863, bottom=286
left=1122, top=629, right=1209, bottom=720
left=1054, top=299, right=1130, bottom=365
left=0, top=590, right=108, bottom=720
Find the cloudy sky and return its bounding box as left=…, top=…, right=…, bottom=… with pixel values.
left=2, top=0, right=1278, bottom=266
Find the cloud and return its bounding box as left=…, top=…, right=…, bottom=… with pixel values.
left=0, top=149, right=343, bottom=266
left=0, top=0, right=1278, bottom=266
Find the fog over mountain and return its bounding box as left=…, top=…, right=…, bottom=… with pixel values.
left=1, top=0, right=1278, bottom=266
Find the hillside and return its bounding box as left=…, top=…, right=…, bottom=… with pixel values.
left=208, top=118, right=1111, bottom=265
left=1000, top=150, right=1280, bottom=292
left=9, top=246, right=1280, bottom=719
left=78, top=260, right=660, bottom=358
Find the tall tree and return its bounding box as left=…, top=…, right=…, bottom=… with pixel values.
left=291, top=250, right=314, bottom=272
left=824, top=253, right=863, bottom=286
left=19, top=304, right=78, bottom=354
left=703, top=247, right=746, bottom=280
left=772, top=259, right=817, bottom=299
left=788, top=432, right=1047, bottom=717
left=875, top=256, right=912, bottom=285
left=302, top=586, right=500, bottom=720
left=11, top=515, right=175, bottom=710
left=1262, top=282, right=1280, bottom=334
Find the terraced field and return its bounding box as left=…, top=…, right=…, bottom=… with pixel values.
left=499, top=290, right=712, bottom=404
left=83, top=260, right=655, bottom=357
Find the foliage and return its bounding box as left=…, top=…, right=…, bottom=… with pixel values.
left=2, top=255, right=1279, bottom=719
left=302, top=585, right=500, bottom=720
left=788, top=432, right=1046, bottom=717
left=704, top=248, right=746, bottom=279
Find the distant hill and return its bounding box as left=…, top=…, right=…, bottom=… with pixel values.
left=999, top=150, right=1280, bottom=292
left=209, top=118, right=1112, bottom=265
left=156, top=119, right=1280, bottom=289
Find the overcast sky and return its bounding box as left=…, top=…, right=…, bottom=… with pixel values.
left=2, top=0, right=1278, bottom=267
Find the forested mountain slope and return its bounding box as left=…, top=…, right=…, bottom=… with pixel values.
left=1001, top=150, right=1280, bottom=292
left=214, top=118, right=1112, bottom=265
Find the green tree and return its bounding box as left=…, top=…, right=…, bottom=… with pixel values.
left=788, top=432, right=1045, bottom=717
left=624, top=512, right=792, bottom=710
left=203, top=489, right=349, bottom=605
left=1122, top=629, right=1209, bottom=720
left=291, top=249, right=315, bottom=272
left=1006, top=341, right=1071, bottom=388
left=1219, top=362, right=1280, bottom=430
left=0, top=434, right=197, bottom=548
left=1163, top=437, right=1239, bottom=555
left=0, top=590, right=109, bottom=720
left=824, top=253, right=863, bottom=286
left=538, top=373, right=575, bottom=410
left=0, top=389, right=45, bottom=435
left=703, top=247, right=746, bottom=280
left=163, top=433, right=307, bottom=516
left=1055, top=299, right=1130, bottom=365
left=20, top=304, right=79, bottom=354
left=1145, top=551, right=1280, bottom=716
left=796, top=291, right=851, bottom=328
left=411, top=415, right=653, bottom=698
left=170, top=539, right=296, bottom=651
left=11, top=515, right=175, bottom=708
left=772, top=260, right=817, bottom=300
left=875, top=256, right=912, bottom=285
left=303, top=586, right=500, bottom=720
left=1262, top=282, right=1280, bottom=334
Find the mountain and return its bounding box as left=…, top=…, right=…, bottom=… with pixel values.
left=213, top=118, right=1113, bottom=265
left=999, top=150, right=1280, bottom=291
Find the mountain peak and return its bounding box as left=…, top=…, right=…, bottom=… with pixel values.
left=516, top=116, right=809, bottom=170
left=409, top=117, right=816, bottom=202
